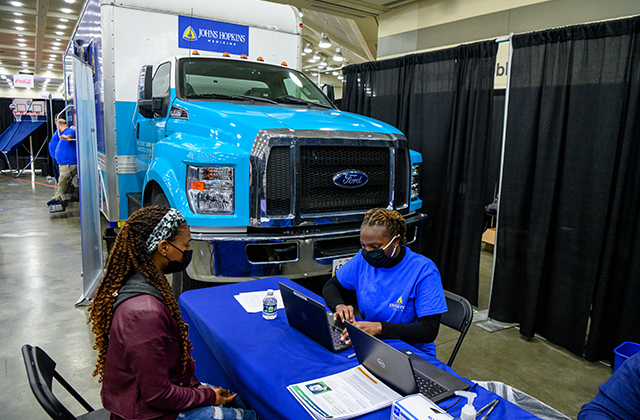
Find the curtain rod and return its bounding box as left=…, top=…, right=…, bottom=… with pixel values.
left=495, top=37, right=510, bottom=43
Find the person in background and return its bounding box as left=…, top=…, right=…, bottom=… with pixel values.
left=49, top=119, right=77, bottom=208
left=47, top=119, right=61, bottom=183
left=577, top=351, right=640, bottom=420
left=323, top=208, right=447, bottom=358
left=88, top=206, right=257, bottom=420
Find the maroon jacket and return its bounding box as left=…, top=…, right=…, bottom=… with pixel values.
left=101, top=294, right=217, bottom=420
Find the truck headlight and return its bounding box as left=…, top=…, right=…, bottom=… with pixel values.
left=411, top=164, right=420, bottom=201
left=187, top=166, right=234, bottom=214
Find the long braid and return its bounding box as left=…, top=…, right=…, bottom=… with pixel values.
left=362, top=208, right=407, bottom=243
left=88, top=206, right=193, bottom=381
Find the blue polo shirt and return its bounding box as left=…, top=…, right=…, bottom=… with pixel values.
left=55, top=127, right=77, bottom=165
left=49, top=130, right=60, bottom=159
left=578, top=352, right=640, bottom=420
left=336, top=247, right=447, bottom=356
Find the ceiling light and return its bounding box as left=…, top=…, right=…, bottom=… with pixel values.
left=18, top=43, right=26, bottom=47
left=55, top=38, right=61, bottom=41
left=15, top=19, right=24, bottom=24
left=319, top=33, right=331, bottom=48
left=47, top=64, right=53, bottom=68
left=53, top=42, right=61, bottom=46
left=10, top=1, right=23, bottom=6
left=299, top=12, right=303, bottom=18
left=311, top=72, right=318, bottom=77
left=60, top=18, right=68, bottom=22
left=64, top=0, right=76, bottom=3
left=46, top=71, right=52, bottom=74
left=332, top=71, right=339, bottom=76
left=312, top=51, right=320, bottom=60
left=338, top=75, right=344, bottom=80
left=1, top=75, right=5, bottom=79
left=57, top=25, right=67, bottom=29
left=308, top=58, right=317, bottom=63
left=318, top=59, right=327, bottom=68
left=16, top=26, right=25, bottom=31
left=61, top=8, right=72, bottom=13
left=333, top=48, right=344, bottom=62
left=21, top=61, right=28, bottom=65
left=55, top=31, right=64, bottom=35
left=45, top=78, right=51, bottom=82
left=301, top=52, right=306, bottom=56
left=303, top=43, right=312, bottom=54
left=52, top=47, right=60, bottom=50
left=14, top=12, right=22, bottom=16
left=50, top=58, right=56, bottom=61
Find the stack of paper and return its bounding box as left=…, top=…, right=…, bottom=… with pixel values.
left=288, top=365, right=402, bottom=420
left=234, top=290, right=284, bottom=313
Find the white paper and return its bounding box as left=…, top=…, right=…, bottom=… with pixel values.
left=234, top=290, right=284, bottom=313
left=288, top=365, right=402, bottom=420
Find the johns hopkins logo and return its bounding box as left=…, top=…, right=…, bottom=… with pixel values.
left=389, top=297, right=405, bottom=312
left=182, top=26, right=197, bottom=41
left=332, top=170, right=369, bottom=189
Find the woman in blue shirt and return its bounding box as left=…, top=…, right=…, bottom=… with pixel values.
left=323, top=208, right=447, bottom=357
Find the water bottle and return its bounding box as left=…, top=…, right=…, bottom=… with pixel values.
left=262, top=289, right=277, bottom=320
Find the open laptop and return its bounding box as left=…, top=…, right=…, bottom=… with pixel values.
left=278, top=282, right=351, bottom=353
left=345, top=321, right=469, bottom=403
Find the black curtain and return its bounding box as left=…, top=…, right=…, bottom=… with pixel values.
left=490, top=16, right=640, bottom=360
left=342, top=41, right=498, bottom=305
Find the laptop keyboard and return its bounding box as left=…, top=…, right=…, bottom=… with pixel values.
left=330, top=326, right=349, bottom=350
left=415, top=372, right=447, bottom=399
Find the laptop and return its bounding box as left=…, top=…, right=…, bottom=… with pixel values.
left=278, top=282, right=351, bottom=353
left=345, top=321, right=469, bottom=403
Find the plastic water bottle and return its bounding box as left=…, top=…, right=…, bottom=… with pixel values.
left=262, top=289, right=277, bottom=320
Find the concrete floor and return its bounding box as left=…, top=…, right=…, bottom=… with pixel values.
left=0, top=173, right=612, bottom=419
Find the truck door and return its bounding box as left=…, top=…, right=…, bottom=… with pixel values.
left=135, top=62, right=172, bottom=178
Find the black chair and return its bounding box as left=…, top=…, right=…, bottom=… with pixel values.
left=440, top=290, right=474, bottom=367
left=22, top=344, right=110, bottom=420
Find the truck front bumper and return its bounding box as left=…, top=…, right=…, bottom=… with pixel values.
left=187, top=212, right=428, bottom=283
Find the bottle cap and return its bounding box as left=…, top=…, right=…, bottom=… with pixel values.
left=267, top=289, right=274, bottom=295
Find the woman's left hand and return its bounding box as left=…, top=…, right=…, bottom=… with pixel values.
left=340, top=321, right=382, bottom=345
left=200, top=385, right=237, bottom=406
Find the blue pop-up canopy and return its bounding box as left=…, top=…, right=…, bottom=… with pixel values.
left=0, top=120, right=45, bottom=155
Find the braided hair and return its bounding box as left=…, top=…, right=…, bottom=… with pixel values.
left=88, top=206, right=193, bottom=381
left=361, top=208, right=407, bottom=244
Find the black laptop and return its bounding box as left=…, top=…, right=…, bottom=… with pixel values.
left=278, top=282, right=351, bottom=353
left=345, top=321, right=469, bottom=403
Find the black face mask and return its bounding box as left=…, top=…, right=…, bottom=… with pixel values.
left=361, top=235, right=399, bottom=269
left=164, top=242, right=193, bottom=274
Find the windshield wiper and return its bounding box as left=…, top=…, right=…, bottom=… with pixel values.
left=185, top=92, right=278, bottom=104
left=273, top=96, right=333, bottom=109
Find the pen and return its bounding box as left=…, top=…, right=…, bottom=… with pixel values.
left=478, top=400, right=499, bottom=420
left=348, top=353, right=357, bottom=359
left=475, top=399, right=497, bottom=417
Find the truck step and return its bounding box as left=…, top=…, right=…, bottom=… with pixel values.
left=126, top=192, right=143, bottom=216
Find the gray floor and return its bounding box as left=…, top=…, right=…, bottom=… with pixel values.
left=0, top=173, right=612, bottom=419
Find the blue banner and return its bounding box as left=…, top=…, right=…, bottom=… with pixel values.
left=178, top=15, right=249, bottom=56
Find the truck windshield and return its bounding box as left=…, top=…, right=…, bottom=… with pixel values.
left=178, top=58, right=334, bottom=108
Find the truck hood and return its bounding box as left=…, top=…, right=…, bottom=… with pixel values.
left=170, top=100, right=403, bottom=152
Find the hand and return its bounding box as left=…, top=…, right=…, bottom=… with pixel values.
left=333, top=304, right=355, bottom=324
left=340, top=321, right=382, bottom=345
left=210, top=386, right=237, bottom=406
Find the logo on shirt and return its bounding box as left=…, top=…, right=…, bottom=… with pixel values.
left=388, top=297, right=405, bottom=312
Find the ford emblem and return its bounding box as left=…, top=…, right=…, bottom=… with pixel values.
left=377, top=358, right=386, bottom=369
left=332, top=170, right=369, bottom=189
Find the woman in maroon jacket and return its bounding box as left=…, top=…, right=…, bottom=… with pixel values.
left=88, top=206, right=257, bottom=420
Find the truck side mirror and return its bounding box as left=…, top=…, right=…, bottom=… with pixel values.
left=152, top=97, right=165, bottom=113
left=322, top=84, right=335, bottom=103
left=137, top=65, right=153, bottom=118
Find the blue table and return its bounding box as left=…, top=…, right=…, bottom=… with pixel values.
left=179, top=277, right=540, bottom=420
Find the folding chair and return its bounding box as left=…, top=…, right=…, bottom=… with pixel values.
left=440, top=290, right=474, bottom=367
left=22, top=344, right=110, bottom=420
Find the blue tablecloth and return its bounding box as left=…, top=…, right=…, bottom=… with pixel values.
left=179, top=277, right=540, bottom=420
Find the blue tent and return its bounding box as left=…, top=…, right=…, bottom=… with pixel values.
left=0, top=120, right=45, bottom=155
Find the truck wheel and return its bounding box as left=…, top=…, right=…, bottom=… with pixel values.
left=150, top=191, right=170, bottom=208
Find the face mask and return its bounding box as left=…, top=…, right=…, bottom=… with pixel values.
left=164, top=242, right=193, bottom=274
left=361, top=235, right=399, bottom=268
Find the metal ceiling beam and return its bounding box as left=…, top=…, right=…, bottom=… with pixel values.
left=35, top=0, right=50, bottom=74
left=303, top=21, right=369, bottom=62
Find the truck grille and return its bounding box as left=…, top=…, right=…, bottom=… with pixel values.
left=265, top=146, right=291, bottom=215
left=299, top=146, right=389, bottom=214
